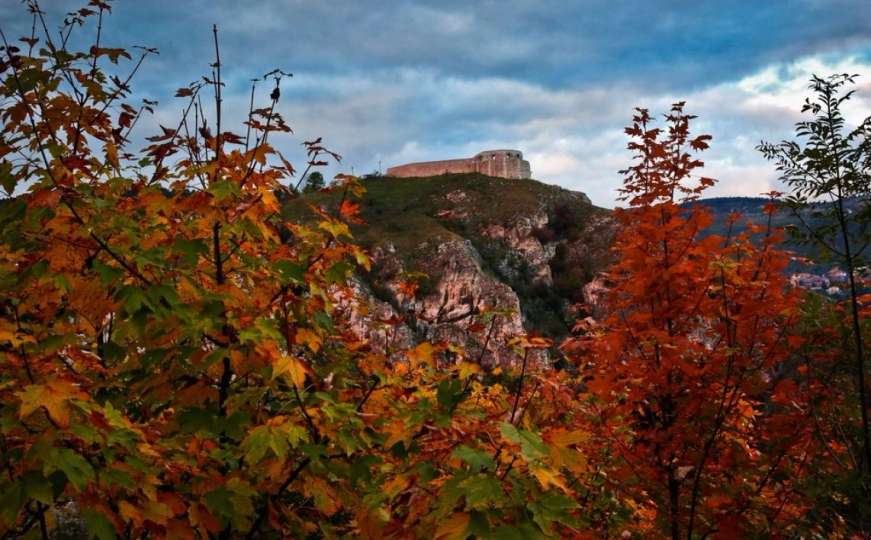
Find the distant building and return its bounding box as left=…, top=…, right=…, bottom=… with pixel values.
left=790, top=273, right=829, bottom=290
left=825, top=267, right=848, bottom=283
left=386, top=149, right=532, bottom=180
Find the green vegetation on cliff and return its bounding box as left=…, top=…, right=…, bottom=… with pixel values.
left=284, top=173, right=613, bottom=338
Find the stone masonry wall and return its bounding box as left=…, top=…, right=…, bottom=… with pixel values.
left=386, top=149, right=531, bottom=180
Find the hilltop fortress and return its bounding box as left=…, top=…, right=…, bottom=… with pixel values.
left=386, top=149, right=532, bottom=180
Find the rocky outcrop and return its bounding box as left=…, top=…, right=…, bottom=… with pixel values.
left=293, top=174, right=614, bottom=369
left=348, top=239, right=533, bottom=368
left=482, top=210, right=554, bottom=286
left=332, top=278, right=414, bottom=355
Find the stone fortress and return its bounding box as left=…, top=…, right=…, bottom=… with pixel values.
left=386, top=149, right=531, bottom=180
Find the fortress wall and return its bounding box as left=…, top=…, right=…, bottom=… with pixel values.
left=386, top=150, right=532, bottom=180
left=386, top=158, right=478, bottom=178
left=476, top=150, right=531, bottom=180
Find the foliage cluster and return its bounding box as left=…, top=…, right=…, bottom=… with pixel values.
left=0, top=3, right=868, bottom=539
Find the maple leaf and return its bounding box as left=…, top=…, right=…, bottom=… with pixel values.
left=318, top=219, right=352, bottom=240
left=272, top=355, right=309, bottom=388
left=294, top=328, right=322, bottom=352
left=18, top=379, right=88, bottom=428
left=435, top=512, right=470, bottom=540
left=338, top=199, right=363, bottom=223
left=531, top=465, right=570, bottom=492
left=407, top=342, right=438, bottom=369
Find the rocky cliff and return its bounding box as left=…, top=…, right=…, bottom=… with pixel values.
left=286, top=173, right=614, bottom=367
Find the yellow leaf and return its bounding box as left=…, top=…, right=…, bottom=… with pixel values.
left=18, top=379, right=88, bottom=428
left=435, top=512, right=470, bottom=540
left=260, top=188, right=279, bottom=213
left=303, top=477, right=338, bottom=514
left=318, top=220, right=352, bottom=240
left=355, top=506, right=388, bottom=538
left=351, top=246, right=371, bottom=271
left=455, top=361, right=481, bottom=379
left=382, top=419, right=410, bottom=449
left=531, top=466, right=569, bottom=493
left=105, top=142, right=119, bottom=169
left=383, top=475, right=410, bottom=498
left=272, top=355, right=307, bottom=387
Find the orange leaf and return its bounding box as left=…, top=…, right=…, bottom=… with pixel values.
left=407, top=342, right=437, bottom=369
left=435, top=512, right=470, bottom=540
left=294, top=328, right=322, bottom=352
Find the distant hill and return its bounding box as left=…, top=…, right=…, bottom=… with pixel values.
left=687, top=196, right=868, bottom=270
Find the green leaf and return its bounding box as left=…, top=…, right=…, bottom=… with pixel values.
left=209, top=179, right=240, bottom=201
left=438, top=379, right=465, bottom=411
left=325, top=261, right=353, bottom=285
left=349, top=455, right=381, bottom=486
left=117, top=286, right=150, bottom=315
left=0, top=160, right=16, bottom=193
left=313, top=311, right=333, bottom=331
left=92, top=260, right=124, bottom=286
left=47, top=448, right=95, bottom=491
left=241, top=426, right=274, bottom=465
left=0, top=199, right=26, bottom=228
left=460, top=474, right=502, bottom=510
left=274, top=260, right=306, bottom=284
left=0, top=481, right=24, bottom=529
left=172, top=238, right=208, bottom=265
left=452, top=446, right=495, bottom=473
left=487, top=522, right=546, bottom=540
left=529, top=493, right=578, bottom=534
left=500, top=423, right=547, bottom=461
left=204, top=479, right=256, bottom=531
left=83, top=509, right=118, bottom=540
left=178, top=408, right=220, bottom=436
left=223, top=411, right=251, bottom=441
left=146, top=283, right=180, bottom=308
left=22, top=471, right=53, bottom=504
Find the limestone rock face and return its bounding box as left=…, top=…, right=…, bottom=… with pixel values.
left=332, top=278, right=414, bottom=356
left=402, top=239, right=528, bottom=367
left=482, top=210, right=554, bottom=286
left=302, top=174, right=614, bottom=369
left=582, top=275, right=610, bottom=319
left=343, top=240, right=531, bottom=368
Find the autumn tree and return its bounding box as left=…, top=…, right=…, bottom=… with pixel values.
left=0, top=2, right=592, bottom=538
left=563, top=104, right=812, bottom=539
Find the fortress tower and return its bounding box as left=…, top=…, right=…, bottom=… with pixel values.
left=386, top=149, right=531, bottom=180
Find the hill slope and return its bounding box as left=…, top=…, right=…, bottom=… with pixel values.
left=284, top=173, right=614, bottom=366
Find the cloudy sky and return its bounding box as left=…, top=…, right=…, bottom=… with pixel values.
left=4, top=0, right=871, bottom=206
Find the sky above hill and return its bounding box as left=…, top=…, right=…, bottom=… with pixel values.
left=3, top=0, right=871, bottom=206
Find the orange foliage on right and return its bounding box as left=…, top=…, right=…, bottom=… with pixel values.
left=563, top=104, right=816, bottom=539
